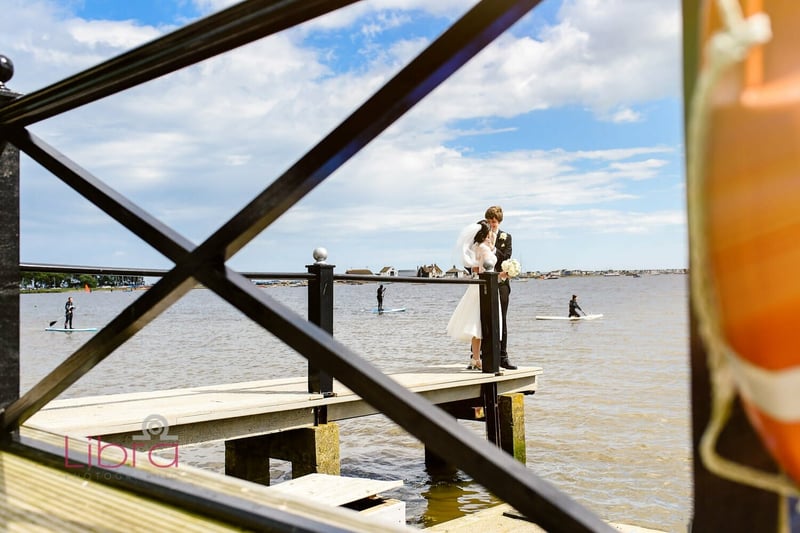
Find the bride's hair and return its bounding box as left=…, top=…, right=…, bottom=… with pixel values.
left=473, top=220, right=490, bottom=244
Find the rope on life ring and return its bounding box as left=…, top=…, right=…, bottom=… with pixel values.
left=688, top=0, right=800, bottom=499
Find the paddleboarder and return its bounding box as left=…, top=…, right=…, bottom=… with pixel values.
left=569, top=294, right=584, bottom=318
left=64, top=296, right=75, bottom=329
left=376, top=284, right=387, bottom=312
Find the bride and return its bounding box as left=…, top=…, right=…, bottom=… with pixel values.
left=446, top=220, right=504, bottom=370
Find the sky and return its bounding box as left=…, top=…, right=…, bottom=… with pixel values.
left=1, top=0, right=686, bottom=274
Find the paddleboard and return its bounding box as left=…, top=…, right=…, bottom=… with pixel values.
left=45, top=327, right=99, bottom=332
left=535, top=314, right=603, bottom=321
left=371, top=307, right=406, bottom=314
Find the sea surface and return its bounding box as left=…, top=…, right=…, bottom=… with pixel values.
left=20, top=273, right=691, bottom=532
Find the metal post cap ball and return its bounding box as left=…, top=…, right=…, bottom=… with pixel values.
left=0, top=55, right=13, bottom=84
left=312, top=247, right=328, bottom=263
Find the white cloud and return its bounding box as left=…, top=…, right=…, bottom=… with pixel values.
left=7, top=0, right=685, bottom=271
left=68, top=19, right=162, bottom=49
left=606, top=107, right=642, bottom=123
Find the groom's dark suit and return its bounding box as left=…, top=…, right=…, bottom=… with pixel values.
left=493, top=229, right=514, bottom=367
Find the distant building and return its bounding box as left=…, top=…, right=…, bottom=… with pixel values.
left=444, top=265, right=467, bottom=279
left=378, top=266, right=398, bottom=277
left=345, top=268, right=373, bottom=275
left=417, top=264, right=443, bottom=278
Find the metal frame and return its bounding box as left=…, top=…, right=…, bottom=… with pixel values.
left=1, top=0, right=613, bottom=530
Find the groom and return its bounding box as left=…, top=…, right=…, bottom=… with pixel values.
left=484, top=205, right=517, bottom=370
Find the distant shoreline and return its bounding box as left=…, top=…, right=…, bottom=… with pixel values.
left=19, top=269, right=687, bottom=294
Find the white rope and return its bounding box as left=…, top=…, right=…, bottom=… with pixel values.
left=687, top=0, right=800, bottom=498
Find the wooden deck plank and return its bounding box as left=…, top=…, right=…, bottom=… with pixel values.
left=0, top=446, right=243, bottom=532
left=264, top=473, right=403, bottom=507
left=24, top=365, right=541, bottom=446
left=5, top=427, right=414, bottom=532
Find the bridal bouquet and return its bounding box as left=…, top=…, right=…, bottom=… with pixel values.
left=501, top=258, right=521, bottom=278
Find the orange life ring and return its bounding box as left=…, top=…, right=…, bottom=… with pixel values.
left=702, top=0, right=800, bottom=484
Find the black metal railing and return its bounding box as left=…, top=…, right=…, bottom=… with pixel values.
left=1, top=0, right=614, bottom=531
left=20, top=260, right=504, bottom=399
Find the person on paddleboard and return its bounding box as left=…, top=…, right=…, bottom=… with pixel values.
left=569, top=294, right=584, bottom=318
left=64, top=296, right=75, bottom=329
left=377, top=284, right=386, bottom=312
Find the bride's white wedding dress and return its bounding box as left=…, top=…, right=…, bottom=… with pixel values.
left=446, top=241, right=502, bottom=343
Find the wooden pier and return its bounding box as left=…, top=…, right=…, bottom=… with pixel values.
left=24, top=365, right=540, bottom=442
left=2, top=366, right=542, bottom=531
left=24, top=365, right=541, bottom=482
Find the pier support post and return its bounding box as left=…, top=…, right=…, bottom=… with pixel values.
left=225, top=435, right=273, bottom=485
left=498, top=393, right=526, bottom=463
left=423, top=446, right=457, bottom=475
left=307, top=249, right=335, bottom=424
left=270, top=424, right=340, bottom=479
left=0, top=70, right=21, bottom=418
left=426, top=394, right=526, bottom=468
left=225, top=424, right=340, bottom=485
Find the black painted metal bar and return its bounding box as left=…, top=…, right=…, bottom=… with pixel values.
left=478, top=271, right=502, bottom=447
left=0, top=89, right=20, bottom=413
left=482, top=382, right=502, bottom=446
left=307, top=261, right=334, bottom=422
left=21, top=263, right=170, bottom=278
left=334, top=273, right=479, bottom=285
left=20, top=262, right=314, bottom=281
left=0, top=0, right=361, bottom=127
left=479, top=271, right=501, bottom=374
left=20, top=262, right=481, bottom=284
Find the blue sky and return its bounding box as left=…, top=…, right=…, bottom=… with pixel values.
left=2, top=0, right=685, bottom=273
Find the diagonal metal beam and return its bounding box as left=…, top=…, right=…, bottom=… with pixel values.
left=0, top=0, right=361, bottom=127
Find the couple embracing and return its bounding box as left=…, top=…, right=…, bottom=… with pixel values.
left=446, top=205, right=517, bottom=371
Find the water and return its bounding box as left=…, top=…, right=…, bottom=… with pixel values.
left=20, top=274, right=691, bottom=532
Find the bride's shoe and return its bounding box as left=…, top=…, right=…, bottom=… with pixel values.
left=468, top=358, right=482, bottom=370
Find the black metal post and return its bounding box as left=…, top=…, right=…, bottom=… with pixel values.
left=478, top=271, right=502, bottom=446
left=478, top=271, right=501, bottom=373
left=306, top=249, right=334, bottom=424
left=0, top=59, right=21, bottom=424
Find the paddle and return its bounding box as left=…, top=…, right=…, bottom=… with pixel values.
left=50, top=304, right=77, bottom=327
